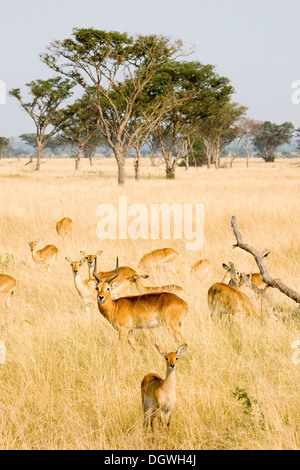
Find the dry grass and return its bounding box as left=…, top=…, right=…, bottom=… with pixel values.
left=0, top=156, right=299, bottom=450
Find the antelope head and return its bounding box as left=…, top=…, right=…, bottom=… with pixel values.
left=155, top=344, right=188, bottom=371
left=65, top=257, right=86, bottom=276
left=89, top=256, right=120, bottom=305
left=26, top=239, right=40, bottom=252
left=222, top=262, right=241, bottom=288
left=80, top=251, right=102, bottom=269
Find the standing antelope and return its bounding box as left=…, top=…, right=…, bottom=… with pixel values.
left=139, top=248, right=178, bottom=273
left=65, top=257, right=98, bottom=314
left=208, top=262, right=259, bottom=319
left=88, top=257, right=188, bottom=345
left=56, top=217, right=73, bottom=236
left=0, top=274, right=16, bottom=311
left=26, top=240, right=58, bottom=272
left=141, top=343, right=187, bottom=439
left=128, top=274, right=186, bottom=297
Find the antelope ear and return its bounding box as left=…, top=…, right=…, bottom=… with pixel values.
left=110, top=281, right=119, bottom=288
left=88, top=280, right=97, bottom=288
left=128, top=275, right=139, bottom=283
left=177, top=344, right=187, bottom=357
left=95, top=251, right=102, bottom=256
left=79, top=258, right=86, bottom=266
left=65, top=257, right=73, bottom=265
left=222, top=263, right=230, bottom=271
left=35, top=239, right=40, bottom=245
left=80, top=251, right=87, bottom=258
left=155, top=344, right=167, bottom=358
left=140, top=274, right=149, bottom=279
left=26, top=240, right=30, bottom=245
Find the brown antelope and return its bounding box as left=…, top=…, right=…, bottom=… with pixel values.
left=139, top=248, right=178, bottom=273
left=128, top=274, right=186, bottom=297
left=141, top=344, right=187, bottom=439
left=236, top=272, right=266, bottom=290
left=0, top=274, right=16, bottom=311
left=65, top=257, right=98, bottom=314
left=26, top=240, right=58, bottom=272
left=80, top=251, right=138, bottom=297
left=88, top=257, right=188, bottom=345
left=190, top=258, right=211, bottom=276
left=80, top=251, right=102, bottom=279
left=208, top=262, right=259, bottom=319
left=56, top=217, right=73, bottom=236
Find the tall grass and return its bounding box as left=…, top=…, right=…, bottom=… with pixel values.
left=0, top=157, right=299, bottom=449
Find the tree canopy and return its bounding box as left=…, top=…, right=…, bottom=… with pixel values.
left=254, top=121, right=294, bottom=162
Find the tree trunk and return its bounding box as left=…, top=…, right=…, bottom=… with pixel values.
left=75, top=149, right=83, bottom=170
left=36, top=145, right=42, bottom=171
left=165, top=163, right=176, bottom=179
left=75, top=157, right=80, bottom=170
left=185, top=155, right=189, bottom=170
left=230, top=154, right=237, bottom=168
left=134, top=155, right=141, bottom=181
left=206, top=149, right=211, bottom=169
left=116, top=155, right=126, bottom=185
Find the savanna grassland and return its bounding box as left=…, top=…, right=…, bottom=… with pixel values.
left=0, top=157, right=299, bottom=450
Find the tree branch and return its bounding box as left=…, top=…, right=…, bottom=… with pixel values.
left=231, top=216, right=300, bottom=304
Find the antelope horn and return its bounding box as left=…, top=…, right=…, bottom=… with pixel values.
left=93, top=255, right=102, bottom=284
left=105, top=257, right=119, bottom=285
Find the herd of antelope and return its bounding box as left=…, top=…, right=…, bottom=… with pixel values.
left=0, top=215, right=277, bottom=444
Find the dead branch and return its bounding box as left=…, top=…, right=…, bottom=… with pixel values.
left=231, top=216, right=300, bottom=304
left=25, top=155, right=34, bottom=166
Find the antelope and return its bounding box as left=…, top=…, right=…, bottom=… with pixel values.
left=236, top=272, right=266, bottom=290
left=80, top=251, right=102, bottom=279
left=128, top=274, right=186, bottom=297
left=208, top=262, right=259, bottom=319
left=190, top=258, right=211, bottom=276
left=26, top=240, right=58, bottom=272
left=139, top=248, right=178, bottom=273
left=0, top=274, right=16, bottom=311
left=56, top=217, right=73, bottom=236
left=141, top=343, right=187, bottom=440
left=80, top=251, right=139, bottom=297
left=80, top=251, right=138, bottom=297
left=65, top=257, right=97, bottom=314
left=88, top=257, right=188, bottom=345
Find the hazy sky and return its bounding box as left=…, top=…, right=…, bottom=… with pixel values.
left=1, top=0, right=300, bottom=137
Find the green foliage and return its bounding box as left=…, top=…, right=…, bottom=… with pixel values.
left=19, top=133, right=38, bottom=149
left=0, top=137, right=10, bottom=157
left=10, top=77, right=76, bottom=167
left=254, top=121, right=294, bottom=162
left=232, top=387, right=258, bottom=414
left=0, top=254, right=15, bottom=270
left=295, top=127, right=300, bottom=151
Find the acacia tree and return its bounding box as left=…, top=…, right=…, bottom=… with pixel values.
left=83, top=129, right=106, bottom=166
left=199, top=102, right=247, bottom=168
left=46, top=134, right=72, bottom=156
left=147, top=61, right=235, bottom=177
left=42, top=29, right=184, bottom=184
left=254, top=121, right=294, bottom=162
left=236, top=118, right=261, bottom=167
left=10, top=77, right=75, bottom=170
